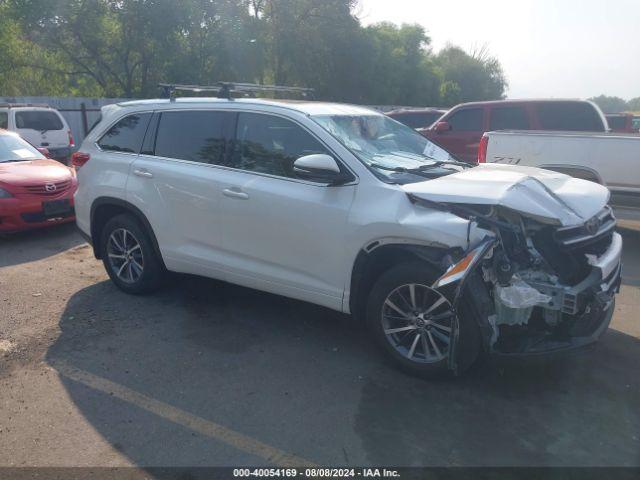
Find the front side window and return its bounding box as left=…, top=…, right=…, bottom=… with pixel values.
left=154, top=111, right=226, bottom=164
left=0, top=112, right=8, bottom=129
left=98, top=113, right=152, bottom=153
left=230, top=113, right=328, bottom=178
left=391, top=112, right=441, bottom=129
left=15, top=111, right=64, bottom=131
left=489, top=107, right=530, bottom=130
left=447, top=108, right=483, bottom=131
left=537, top=102, right=605, bottom=131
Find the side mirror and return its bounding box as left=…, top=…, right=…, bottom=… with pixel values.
left=293, top=154, right=350, bottom=185
left=36, top=147, right=52, bottom=158
left=434, top=121, right=451, bottom=133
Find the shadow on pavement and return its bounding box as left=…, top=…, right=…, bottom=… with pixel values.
left=0, top=223, right=84, bottom=268
left=619, top=227, right=640, bottom=286
left=46, top=274, right=640, bottom=469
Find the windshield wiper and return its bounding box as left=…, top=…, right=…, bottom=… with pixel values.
left=368, top=162, right=457, bottom=175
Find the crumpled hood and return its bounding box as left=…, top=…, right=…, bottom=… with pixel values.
left=402, top=163, right=610, bottom=226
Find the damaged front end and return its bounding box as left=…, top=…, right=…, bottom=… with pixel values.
left=413, top=197, right=622, bottom=372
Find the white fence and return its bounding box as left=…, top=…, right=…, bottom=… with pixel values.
left=0, top=96, right=130, bottom=147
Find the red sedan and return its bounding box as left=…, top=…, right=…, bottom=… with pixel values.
left=0, top=130, right=77, bottom=233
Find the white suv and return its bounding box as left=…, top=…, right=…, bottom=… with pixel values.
left=0, top=104, right=74, bottom=163
left=74, top=94, right=622, bottom=377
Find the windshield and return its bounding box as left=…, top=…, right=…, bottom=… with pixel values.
left=312, top=113, right=461, bottom=183
left=0, top=133, right=46, bottom=163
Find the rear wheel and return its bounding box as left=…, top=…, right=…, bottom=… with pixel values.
left=100, top=214, right=165, bottom=294
left=366, top=262, right=481, bottom=378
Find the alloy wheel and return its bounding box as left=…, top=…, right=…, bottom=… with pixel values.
left=107, top=228, right=144, bottom=284
left=381, top=283, right=454, bottom=363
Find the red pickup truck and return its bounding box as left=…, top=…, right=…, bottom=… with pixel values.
left=606, top=113, right=638, bottom=133
left=419, top=99, right=608, bottom=163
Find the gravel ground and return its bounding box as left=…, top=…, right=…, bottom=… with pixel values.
left=0, top=222, right=639, bottom=469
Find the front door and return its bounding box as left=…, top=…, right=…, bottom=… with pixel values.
left=433, top=107, right=485, bottom=163
left=217, top=112, right=356, bottom=309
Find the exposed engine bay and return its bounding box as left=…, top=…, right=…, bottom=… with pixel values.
left=412, top=196, right=622, bottom=362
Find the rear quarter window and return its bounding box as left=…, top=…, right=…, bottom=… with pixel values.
left=97, top=113, right=152, bottom=153
left=15, top=111, right=64, bottom=131
left=536, top=102, right=605, bottom=131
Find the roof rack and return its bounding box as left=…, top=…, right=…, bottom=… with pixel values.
left=0, top=103, right=51, bottom=109
left=158, top=82, right=315, bottom=101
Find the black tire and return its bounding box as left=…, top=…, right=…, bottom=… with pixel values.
left=100, top=213, right=165, bottom=294
left=366, top=262, right=482, bottom=378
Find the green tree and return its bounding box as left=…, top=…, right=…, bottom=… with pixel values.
left=436, top=45, right=507, bottom=105
left=439, top=80, right=461, bottom=107
left=3, top=0, right=509, bottom=105
left=626, top=97, right=640, bottom=111
left=588, top=95, right=628, bottom=113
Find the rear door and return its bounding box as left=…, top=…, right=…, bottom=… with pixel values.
left=12, top=109, right=69, bottom=149
left=432, top=107, right=485, bottom=162
left=127, top=109, right=234, bottom=278
left=488, top=105, right=531, bottom=131
left=216, top=111, right=356, bottom=309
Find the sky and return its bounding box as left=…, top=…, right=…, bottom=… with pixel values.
left=357, top=0, right=639, bottom=100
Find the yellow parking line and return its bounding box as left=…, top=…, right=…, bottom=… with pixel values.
left=51, top=360, right=315, bottom=467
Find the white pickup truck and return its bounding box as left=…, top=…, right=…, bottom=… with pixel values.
left=478, top=130, right=640, bottom=215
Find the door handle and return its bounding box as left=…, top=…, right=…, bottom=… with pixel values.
left=222, top=188, right=249, bottom=200
left=133, top=169, right=154, bottom=178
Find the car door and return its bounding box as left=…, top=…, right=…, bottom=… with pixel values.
left=432, top=107, right=485, bottom=163
left=488, top=105, right=531, bottom=132
left=216, top=111, right=356, bottom=310
left=126, top=109, right=234, bottom=278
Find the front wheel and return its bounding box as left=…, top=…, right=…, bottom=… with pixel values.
left=100, top=213, right=165, bottom=294
left=366, top=263, right=481, bottom=378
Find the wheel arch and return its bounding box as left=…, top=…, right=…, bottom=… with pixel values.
left=348, top=241, right=453, bottom=319
left=90, top=197, right=165, bottom=267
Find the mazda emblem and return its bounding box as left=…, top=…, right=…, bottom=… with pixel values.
left=45, top=183, right=57, bottom=192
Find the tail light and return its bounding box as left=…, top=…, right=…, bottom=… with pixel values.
left=68, top=129, right=75, bottom=148
left=71, top=151, right=90, bottom=168
left=477, top=134, right=488, bottom=163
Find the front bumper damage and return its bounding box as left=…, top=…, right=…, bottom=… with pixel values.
left=434, top=231, right=622, bottom=372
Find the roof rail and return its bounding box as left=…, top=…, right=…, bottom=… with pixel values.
left=0, top=103, right=51, bottom=109
left=158, top=82, right=315, bottom=101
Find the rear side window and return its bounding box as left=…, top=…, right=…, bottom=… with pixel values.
left=536, top=102, right=604, bottom=131
left=0, top=112, right=7, bottom=129
left=231, top=112, right=328, bottom=178
left=447, top=108, right=483, bottom=131
left=606, top=116, right=625, bottom=130
left=489, top=107, right=530, bottom=130
left=15, top=111, right=64, bottom=131
left=98, top=113, right=152, bottom=153
left=154, top=111, right=227, bottom=164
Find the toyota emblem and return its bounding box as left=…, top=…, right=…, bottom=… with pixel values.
left=584, top=216, right=601, bottom=235
left=45, top=183, right=57, bottom=192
